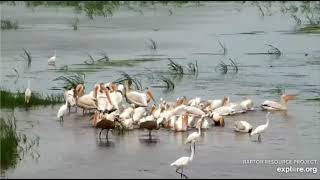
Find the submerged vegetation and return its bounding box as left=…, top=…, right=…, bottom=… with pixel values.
left=167, top=58, right=198, bottom=76
left=216, top=58, right=239, bottom=74
left=0, top=89, right=64, bottom=109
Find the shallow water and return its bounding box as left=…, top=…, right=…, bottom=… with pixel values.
left=1, top=2, right=320, bottom=178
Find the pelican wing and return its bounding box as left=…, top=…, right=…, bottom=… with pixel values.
left=172, top=105, right=187, bottom=115
left=184, top=106, right=205, bottom=116
left=234, top=121, right=246, bottom=131
left=127, top=91, right=147, bottom=107
left=261, top=100, right=282, bottom=110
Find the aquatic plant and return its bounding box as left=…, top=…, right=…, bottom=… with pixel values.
left=218, top=40, right=228, bottom=55
left=147, top=39, right=157, bottom=51
left=0, top=89, right=65, bottom=109
left=168, top=58, right=184, bottom=75
left=0, top=113, right=40, bottom=175
left=265, top=44, right=282, bottom=56
left=160, top=76, right=175, bottom=92
left=21, top=48, right=32, bottom=67
left=1, top=19, right=18, bottom=30
left=114, top=72, right=143, bottom=90
left=0, top=114, right=19, bottom=172
left=216, top=58, right=238, bottom=74
left=52, top=73, right=85, bottom=90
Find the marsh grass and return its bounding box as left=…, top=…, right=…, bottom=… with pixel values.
left=52, top=73, right=85, bottom=90
left=1, top=113, right=40, bottom=175
left=297, top=25, right=320, bottom=33
left=0, top=89, right=64, bottom=109
left=1, top=19, right=18, bottom=30
left=1, top=114, right=19, bottom=172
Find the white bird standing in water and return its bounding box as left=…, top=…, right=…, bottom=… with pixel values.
left=25, top=80, right=32, bottom=104
left=48, top=50, right=56, bottom=65
left=57, top=99, right=68, bottom=121
left=185, top=115, right=205, bottom=151
left=250, top=112, right=270, bottom=142
left=171, top=141, right=195, bottom=179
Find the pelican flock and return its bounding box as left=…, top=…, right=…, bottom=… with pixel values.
left=50, top=78, right=296, bottom=178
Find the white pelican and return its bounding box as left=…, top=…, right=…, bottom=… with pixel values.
left=170, top=141, right=195, bottom=179
left=174, top=113, right=189, bottom=132
left=76, top=85, right=98, bottom=115
left=210, top=112, right=225, bottom=126
left=48, top=50, right=56, bottom=65
left=205, top=96, right=229, bottom=111
left=96, top=83, right=113, bottom=113
left=250, top=112, right=270, bottom=142
left=25, top=80, right=31, bottom=104
left=109, top=83, right=124, bottom=110
left=184, top=106, right=205, bottom=116
left=57, top=99, right=68, bottom=121
left=75, top=84, right=85, bottom=98
left=240, top=97, right=254, bottom=111
left=132, top=107, right=147, bottom=124
left=123, top=80, right=155, bottom=107
left=261, top=94, right=296, bottom=111
left=120, top=104, right=135, bottom=119
left=234, top=121, right=253, bottom=133
left=188, top=97, right=201, bottom=107
left=121, top=118, right=134, bottom=130
left=213, top=105, right=236, bottom=116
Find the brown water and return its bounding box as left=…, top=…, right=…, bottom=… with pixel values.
left=1, top=2, right=320, bottom=178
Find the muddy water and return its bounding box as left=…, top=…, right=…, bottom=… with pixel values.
left=1, top=2, right=320, bottom=178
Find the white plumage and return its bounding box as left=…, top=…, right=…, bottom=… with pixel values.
left=234, top=120, right=253, bottom=133
left=57, top=100, right=68, bottom=121
left=250, top=112, right=270, bottom=141
left=170, top=141, right=195, bottom=178
left=25, top=80, right=32, bottom=104
left=48, top=50, right=56, bottom=65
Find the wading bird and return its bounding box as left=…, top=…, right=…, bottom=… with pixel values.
left=261, top=94, right=296, bottom=111
left=57, top=98, right=68, bottom=121
left=25, top=80, right=32, bottom=104
left=171, top=141, right=195, bottom=179
left=92, top=111, right=121, bottom=141
left=250, top=112, right=270, bottom=142
left=48, top=50, right=56, bottom=65
left=123, top=80, right=156, bottom=107
left=185, top=115, right=205, bottom=151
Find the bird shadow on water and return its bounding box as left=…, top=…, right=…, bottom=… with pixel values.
left=96, top=139, right=115, bottom=148
left=138, top=135, right=160, bottom=146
